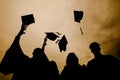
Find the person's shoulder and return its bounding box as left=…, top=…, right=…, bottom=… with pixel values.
left=87, top=58, right=96, bottom=66
left=103, top=55, right=116, bottom=60
left=103, top=54, right=120, bottom=62
left=104, top=54, right=113, bottom=57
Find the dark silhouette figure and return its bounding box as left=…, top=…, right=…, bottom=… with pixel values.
left=49, top=61, right=60, bottom=80
left=60, top=52, right=88, bottom=80
left=30, top=37, right=50, bottom=80
left=1, top=24, right=31, bottom=78
left=0, top=24, right=50, bottom=80
left=87, top=42, right=120, bottom=80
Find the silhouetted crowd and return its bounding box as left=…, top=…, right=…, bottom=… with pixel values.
left=0, top=24, right=120, bottom=80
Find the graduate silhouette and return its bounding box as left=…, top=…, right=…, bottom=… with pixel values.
left=60, top=52, right=88, bottom=80
left=87, top=42, right=120, bottom=80
left=0, top=14, right=51, bottom=80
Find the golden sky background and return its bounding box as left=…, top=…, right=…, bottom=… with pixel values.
left=0, top=0, right=120, bottom=79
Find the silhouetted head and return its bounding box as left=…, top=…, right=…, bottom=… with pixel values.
left=66, top=52, right=79, bottom=66
left=32, top=48, right=43, bottom=58
left=49, top=61, right=58, bottom=69
left=89, top=42, right=101, bottom=57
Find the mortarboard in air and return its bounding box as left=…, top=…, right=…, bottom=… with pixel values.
left=58, top=35, right=68, bottom=52
left=74, top=10, right=83, bottom=23
left=45, top=32, right=59, bottom=41
left=21, top=14, right=35, bottom=25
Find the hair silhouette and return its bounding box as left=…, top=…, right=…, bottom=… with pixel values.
left=66, top=52, right=79, bottom=66
left=49, top=61, right=60, bottom=80
left=60, top=52, right=88, bottom=80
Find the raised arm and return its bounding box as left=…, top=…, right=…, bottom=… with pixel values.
left=0, top=24, right=29, bottom=74
left=42, top=37, right=47, bottom=52
left=15, top=24, right=26, bottom=43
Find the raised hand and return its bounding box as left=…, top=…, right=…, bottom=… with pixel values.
left=42, top=37, right=48, bottom=50
left=43, top=37, right=47, bottom=46
left=18, top=24, right=28, bottom=36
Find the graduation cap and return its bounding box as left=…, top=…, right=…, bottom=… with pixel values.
left=21, top=14, right=35, bottom=25
left=58, top=35, right=68, bottom=52
left=74, top=10, right=84, bottom=35
left=45, top=32, right=59, bottom=41
left=74, top=10, right=83, bottom=23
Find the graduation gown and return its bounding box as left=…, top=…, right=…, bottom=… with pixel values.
left=0, top=35, right=30, bottom=75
